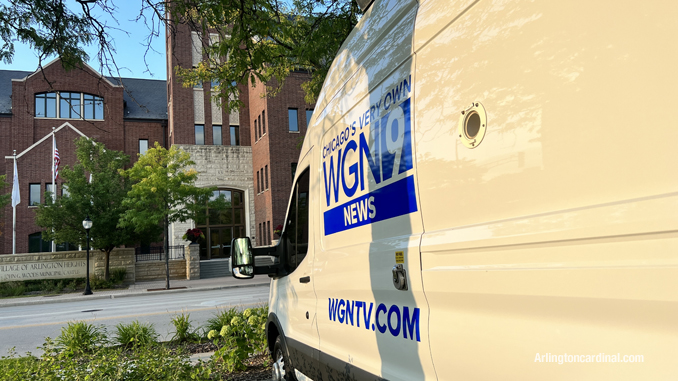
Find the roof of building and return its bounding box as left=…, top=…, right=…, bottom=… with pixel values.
left=0, top=69, right=167, bottom=120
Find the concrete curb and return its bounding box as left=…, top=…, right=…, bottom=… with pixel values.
left=0, top=282, right=270, bottom=308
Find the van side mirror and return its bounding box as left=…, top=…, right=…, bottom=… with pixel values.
left=230, top=237, right=254, bottom=279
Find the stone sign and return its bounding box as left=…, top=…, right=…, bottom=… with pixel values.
left=0, top=260, right=89, bottom=282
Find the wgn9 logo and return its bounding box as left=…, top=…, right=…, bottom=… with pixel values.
left=323, top=98, right=416, bottom=235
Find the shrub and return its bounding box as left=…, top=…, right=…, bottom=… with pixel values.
left=211, top=305, right=269, bottom=372
left=115, top=320, right=158, bottom=349
left=206, top=307, right=240, bottom=336
left=55, top=321, right=108, bottom=356
left=110, top=268, right=127, bottom=283
left=170, top=312, right=200, bottom=343
left=0, top=282, right=25, bottom=297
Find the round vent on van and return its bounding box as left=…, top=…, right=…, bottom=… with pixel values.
left=458, top=102, right=487, bottom=149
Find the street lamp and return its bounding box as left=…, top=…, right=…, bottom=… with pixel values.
left=82, top=216, right=93, bottom=295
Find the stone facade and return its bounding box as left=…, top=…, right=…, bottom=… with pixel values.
left=170, top=144, right=255, bottom=246
left=185, top=243, right=200, bottom=280
left=134, top=259, right=186, bottom=282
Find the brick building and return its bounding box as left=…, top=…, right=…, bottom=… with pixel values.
left=0, top=20, right=313, bottom=259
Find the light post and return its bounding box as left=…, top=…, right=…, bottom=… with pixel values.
left=83, top=216, right=93, bottom=295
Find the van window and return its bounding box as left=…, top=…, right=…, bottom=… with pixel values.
left=284, top=168, right=309, bottom=273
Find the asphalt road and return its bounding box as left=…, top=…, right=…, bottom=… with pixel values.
left=0, top=286, right=270, bottom=356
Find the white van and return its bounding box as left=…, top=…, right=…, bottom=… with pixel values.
left=231, top=0, right=678, bottom=379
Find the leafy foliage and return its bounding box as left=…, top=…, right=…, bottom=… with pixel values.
left=35, top=138, right=161, bottom=280
left=209, top=306, right=269, bottom=372
left=170, top=312, right=201, bottom=344
left=54, top=321, right=108, bottom=356
left=119, top=142, right=212, bottom=234
left=115, top=320, right=158, bottom=349
left=169, top=0, right=362, bottom=107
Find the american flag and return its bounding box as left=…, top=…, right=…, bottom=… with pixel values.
left=54, top=142, right=60, bottom=181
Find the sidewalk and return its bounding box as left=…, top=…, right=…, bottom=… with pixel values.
left=0, top=276, right=271, bottom=308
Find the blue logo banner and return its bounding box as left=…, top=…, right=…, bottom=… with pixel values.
left=323, top=175, right=418, bottom=235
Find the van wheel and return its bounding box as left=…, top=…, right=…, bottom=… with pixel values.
left=272, top=335, right=297, bottom=381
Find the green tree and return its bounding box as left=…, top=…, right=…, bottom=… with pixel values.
left=35, top=138, right=161, bottom=280
left=119, top=142, right=212, bottom=289
left=0, top=0, right=362, bottom=106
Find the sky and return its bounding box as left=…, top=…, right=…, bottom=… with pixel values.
left=0, top=0, right=167, bottom=80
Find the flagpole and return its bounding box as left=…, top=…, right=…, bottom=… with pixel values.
left=12, top=150, right=16, bottom=255
left=52, top=127, right=56, bottom=253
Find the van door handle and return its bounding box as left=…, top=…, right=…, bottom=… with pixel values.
left=299, top=276, right=311, bottom=283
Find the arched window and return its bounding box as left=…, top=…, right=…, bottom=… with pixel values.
left=196, top=189, right=246, bottom=260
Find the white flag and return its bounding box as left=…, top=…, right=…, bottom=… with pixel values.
left=11, top=159, right=20, bottom=207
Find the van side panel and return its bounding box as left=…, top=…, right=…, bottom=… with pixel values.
left=414, top=0, right=678, bottom=379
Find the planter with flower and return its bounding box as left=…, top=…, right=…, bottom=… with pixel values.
left=182, top=228, right=205, bottom=243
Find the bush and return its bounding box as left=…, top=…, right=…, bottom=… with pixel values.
left=110, top=267, right=127, bottom=283
left=0, top=343, right=213, bottom=380
left=170, top=312, right=201, bottom=343
left=115, top=320, right=158, bottom=349
left=0, top=282, right=25, bottom=297
left=206, top=307, right=240, bottom=336
left=210, top=305, right=269, bottom=372
left=54, top=321, right=108, bottom=356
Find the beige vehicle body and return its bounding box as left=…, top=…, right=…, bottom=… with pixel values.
left=235, top=0, right=678, bottom=380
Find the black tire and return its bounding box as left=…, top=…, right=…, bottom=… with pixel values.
left=273, top=335, right=298, bottom=381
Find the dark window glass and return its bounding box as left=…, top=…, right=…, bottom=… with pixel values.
left=60, top=92, right=81, bottom=119
left=258, top=115, right=263, bottom=136
left=283, top=168, right=309, bottom=273
left=288, top=109, right=299, bottom=132
left=262, top=110, right=266, bottom=134
left=35, top=93, right=57, bottom=118
left=230, top=126, right=240, bottom=146
left=28, top=232, right=51, bottom=253
left=306, top=109, right=314, bottom=127
left=254, top=119, right=258, bottom=140
left=195, top=125, right=205, bottom=145
left=198, top=189, right=244, bottom=260
left=256, top=170, right=260, bottom=193
left=29, top=183, right=40, bottom=206
left=291, top=163, right=297, bottom=180
left=213, top=125, right=222, bottom=145
left=265, top=165, right=269, bottom=190
left=83, top=94, right=104, bottom=120
left=139, top=139, right=149, bottom=155
left=267, top=221, right=271, bottom=245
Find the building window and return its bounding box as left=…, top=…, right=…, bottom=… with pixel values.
left=265, top=165, right=269, bottom=190
left=195, top=125, right=205, bottom=145
left=29, top=183, right=40, bottom=205
left=196, top=189, right=246, bottom=260
left=139, top=139, right=149, bottom=155
left=45, top=184, right=55, bottom=200
left=62, top=184, right=69, bottom=197
left=230, top=126, right=240, bottom=146
left=213, top=125, right=222, bottom=145
left=262, top=110, right=266, bottom=135
left=83, top=94, right=104, bottom=120
left=256, top=170, right=260, bottom=193
left=28, top=232, right=51, bottom=253
left=288, top=108, right=299, bottom=132
left=254, top=119, right=258, bottom=141
left=59, top=92, right=81, bottom=119
left=306, top=109, right=314, bottom=127
left=35, top=92, right=103, bottom=120
left=258, top=115, right=263, bottom=137
left=267, top=220, right=271, bottom=245
left=291, top=163, right=297, bottom=180
left=35, top=92, right=56, bottom=118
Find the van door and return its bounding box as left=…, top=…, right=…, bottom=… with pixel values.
left=270, top=150, right=319, bottom=378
